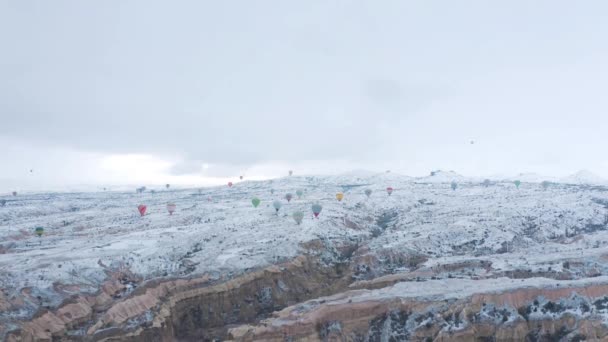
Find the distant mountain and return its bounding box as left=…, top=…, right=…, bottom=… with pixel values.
left=415, top=170, right=468, bottom=183
left=506, top=173, right=556, bottom=183
left=337, top=169, right=380, bottom=178
left=560, top=170, right=606, bottom=185
left=330, top=170, right=412, bottom=184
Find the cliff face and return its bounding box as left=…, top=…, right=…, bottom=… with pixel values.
left=228, top=281, right=608, bottom=342
left=4, top=176, right=608, bottom=341
left=6, top=252, right=356, bottom=342
left=8, top=247, right=608, bottom=341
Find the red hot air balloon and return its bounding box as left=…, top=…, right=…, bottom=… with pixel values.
left=138, top=205, right=147, bottom=217
left=228, top=182, right=233, bottom=187
left=386, top=187, right=394, bottom=196
left=167, top=203, right=176, bottom=215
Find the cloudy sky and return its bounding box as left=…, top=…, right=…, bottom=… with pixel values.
left=1, top=1, right=607, bottom=192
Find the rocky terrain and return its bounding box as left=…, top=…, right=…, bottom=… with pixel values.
left=2, top=171, right=608, bottom=341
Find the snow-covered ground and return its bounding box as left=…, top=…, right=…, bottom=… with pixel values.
left=2, top=172, right=608, bottom=336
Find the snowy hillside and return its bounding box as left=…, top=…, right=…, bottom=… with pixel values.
left=2, top=174, right=608, bottom=340
left=505, top=172, right=556, bottom=183
left=414, top=170, right=468, bottom=183
left=560, top=170, right=607, bottom=185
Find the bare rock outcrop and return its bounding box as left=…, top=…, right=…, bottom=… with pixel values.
left=228, top=278, right=608, bottom=341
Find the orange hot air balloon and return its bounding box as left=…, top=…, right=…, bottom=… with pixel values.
left=386, top=187, right=394, bottom=196
left=167, top=203, right=176, bottom=215
left=228, top=182, right=233, bottom=187
left=138, top=205, right=147, bottom=217
left=336, top=192, right=344, bottom=202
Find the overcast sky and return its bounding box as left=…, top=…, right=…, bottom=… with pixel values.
left=1, top=1, right=608, bottom=192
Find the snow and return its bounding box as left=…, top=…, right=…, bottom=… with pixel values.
left=415, top=170, right=468, bottom=183
left=2, top=174, right=608, bottom=334
left=505, top=173, right=557, bottom=183
left=560, top=170, right=607, bottom=185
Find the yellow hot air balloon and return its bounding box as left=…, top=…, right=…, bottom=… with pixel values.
left=336, top=192, right=344, bottom=202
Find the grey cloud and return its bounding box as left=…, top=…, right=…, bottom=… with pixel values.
left=1, top=0, right=608, bottom=178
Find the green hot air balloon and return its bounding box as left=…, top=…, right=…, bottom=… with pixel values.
left=451, top=181, right=458, bottom=191
left=541, top=181, right=551, bottom=189
left=34, top=227, right=44, bottom=237
left=296, top=190, right=303, bottom=199
left=293, top=211, right=304, bottom=225
left=252, top=197, right=261, bottom=208
left=273, top=200, right=282, bottom=214
left=365, top=189, right=372, bottom=198
left=312, top=203, right=322, bottom=218
left=514, top=180, right=521, bottom=189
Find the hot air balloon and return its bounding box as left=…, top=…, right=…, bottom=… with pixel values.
left=166, top=184, right=170, bottom=189
left=386, top=187, right=394, bottom=196
left=240, top=175, right=243, bottom=180
left=138, top=205, right=147, bottom=217
left=0, top=199, right=6, bottom=207
left=483, top=179, right=491, bottom=187
left=167, top=203, right=176, bottom=215
left=365, top=189, right=372, bottom=198
left=34, top=227, right=44, bottom=237
left=288, top=170, right=293, bottom=176
left=312, top=203, right=322, bottom=218
left=198, top=189, right=203, bottom=194
left=12, top=191, right=17, bottom=196
left=252, top=197, right=261, bottom=208
left=514, top=180, right=521, bottom=189
left=270, top=189, right=275, bottom=195
left=272, top=200, right=282, bottom=214
left=541, top=181, right=551, bottom=189
left=296, top=190, right=303, bottom=199
left=207, top=196, right=212, bottom=202
left=451, top=182, right=458, bottom=191
left=285, top=193, right=293, bottom=202
left=228, top=182, right=233, bottom=187
left=293, top=211, right=304, bottom=225
left=336, top=192, right=344, bottom=201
